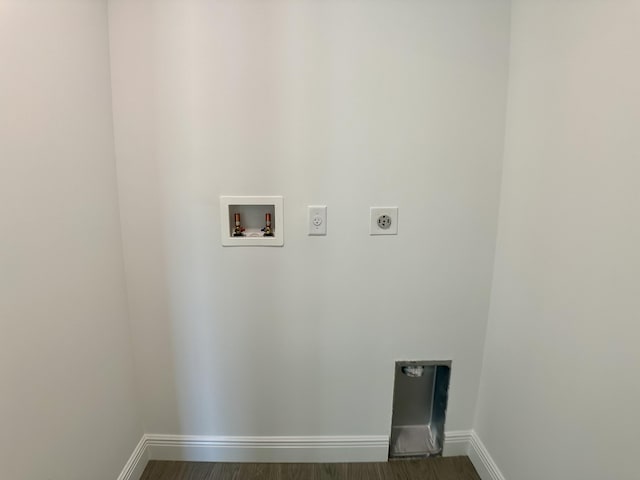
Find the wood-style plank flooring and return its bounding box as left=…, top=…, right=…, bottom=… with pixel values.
left=140, top=456, right=480, bottom=480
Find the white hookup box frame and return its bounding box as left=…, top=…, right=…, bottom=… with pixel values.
left=220, top=196, right=284, bottom=246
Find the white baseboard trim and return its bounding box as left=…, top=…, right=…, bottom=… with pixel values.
left=118, top=430, right=503, bottom=479
left=145, top=434, right=390, bottom=463
left=467, top=431, right=506, bottom=480
left=117, top=435, right=149, bottom=480
left=442, top=430, right=472, bottom=457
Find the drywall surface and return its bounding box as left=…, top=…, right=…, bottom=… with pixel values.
left=108, top=0, right=511, bottom=438
left=0, top=1, right=142, bottom=479
left=475, top=1, right=640, bottom=478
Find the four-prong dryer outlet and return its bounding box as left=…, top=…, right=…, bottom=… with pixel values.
left=370, top=207, right=399, bottom=235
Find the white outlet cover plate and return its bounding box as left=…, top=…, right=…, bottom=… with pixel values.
left=370, top=207, right=398, bottom=235
left=308, top=205, right=327, bottom=235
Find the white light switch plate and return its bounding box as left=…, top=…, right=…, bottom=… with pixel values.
left=308, top=205, right=327, bottom=235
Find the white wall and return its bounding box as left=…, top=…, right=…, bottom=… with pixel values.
left=108, top=0, right=511, bottom=438
left=474, top=1, right=640, bottom=478
left=0, top=1, right=143, bottom=479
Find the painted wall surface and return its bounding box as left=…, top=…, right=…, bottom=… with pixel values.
left=108, top=0, right=511, bottom=437
left=0, top=1, right=143, bottom=479
left=474, top=1, right=640, bottom=478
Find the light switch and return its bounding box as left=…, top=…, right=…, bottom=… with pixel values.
left=308, top=205, right=327, bottom=236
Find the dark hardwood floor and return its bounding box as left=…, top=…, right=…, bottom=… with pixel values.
left=140, top=456, right=480, bottom=480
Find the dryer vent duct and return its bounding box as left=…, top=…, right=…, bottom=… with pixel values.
left=389, top=361, right=451, bottom=459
